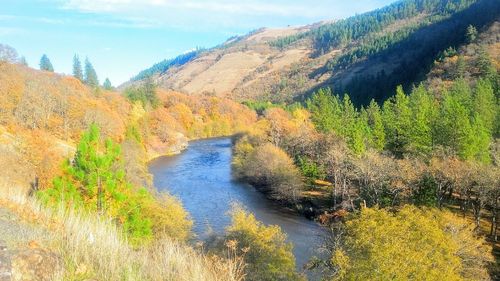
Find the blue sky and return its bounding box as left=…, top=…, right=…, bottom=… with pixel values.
left=1, top=0, right=398, bottom=85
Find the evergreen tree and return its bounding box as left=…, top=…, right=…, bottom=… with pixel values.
left=465, top=24, right=478, bottom=43
left=341, top=95, right=366, bottom=155
left=408, top=85, right=435, bottom=155
left=306, top=88, right=342, bottom=133
left=38, top=124, right=153, bottom=241
left=124, top=77, right=159, bottom=108
left=382, top=86, right=412, bottom=157
left=436, top=85, right=474, bottom=160
left=84, top=57, right=99, bottom=87
left=455, top=55, right=466, bottom=79
left=470, top=115, right=491, bottom=163
left=473, top=78, right=496, bottom=133
left=103, top=78, right=113, bottom=90
left=477, top=46, right=496, bottom=81
left=366, top=100, right=385, bottom=151
left=39, top=54, right=54, bottom=72
left=72, top=54, right=83, bottom=81
left=340, top=95, right=357, bottom=137
left=351, top=115, right=368, bottom=156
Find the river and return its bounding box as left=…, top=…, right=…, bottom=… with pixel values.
left=149, top=137, right=325, bottom=273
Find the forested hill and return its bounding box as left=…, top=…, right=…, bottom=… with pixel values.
left=127, top=0, right=500, bottom=105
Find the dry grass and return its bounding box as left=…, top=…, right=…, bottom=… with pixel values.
left=0, top=184, right=245, bottom=281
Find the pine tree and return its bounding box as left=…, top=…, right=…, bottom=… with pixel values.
left=124, top=77, right=159, bottom=108
left=366, top=100, right=385, bottom=151
left=103, top=78, right=113, bottom=90
left=341, top=95, right=357, bottom=137
left=382, top=86, right=412, bottom=157
left=39, top=54, right=54, bottom=72
left=72, top=54, right=83, bottom=81
left=477, top=46, right=496, bottom=81
left=466, top=25, right=478, bottom=43
left=341, top=95, right=366, bottom=155
left=306, top=88, right=342, bottom=133
left=455, top=55, right=467, bottom=79
left=473, top=78, right=496, bottom=133
left=437, top=85, right=474, bottom=160
left=470, top=115, right=491, bottom=163
left=38, top=124, right=153, bottom=241
left=408, top=85, right=435, bottom=155
left=84, top=57, right=99, bottom=87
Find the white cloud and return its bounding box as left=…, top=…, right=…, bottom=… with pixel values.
left=48, top=0, right=398, bottom=32
left=62, top=0, right=328, bottom=17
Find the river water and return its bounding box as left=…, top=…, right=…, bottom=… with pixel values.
left=149, top=137, right=325, bottom=272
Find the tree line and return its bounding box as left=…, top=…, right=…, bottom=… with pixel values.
left=269, top=0, right=478, bottom=52
left=38, top=53, right=113, bottom=90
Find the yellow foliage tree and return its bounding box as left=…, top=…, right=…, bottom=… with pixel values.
left=329, top=205, right=493, bottom=281
left=225, top=207, right=304, bottom=281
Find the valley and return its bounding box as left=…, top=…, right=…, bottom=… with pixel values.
left=0, top=0, right=499, bottom=280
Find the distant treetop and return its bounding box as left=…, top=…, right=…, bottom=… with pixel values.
left=130, top=48, right=203, bottom=82
left=39, top=54, right=54, bottom=72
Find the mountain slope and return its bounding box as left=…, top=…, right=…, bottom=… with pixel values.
left=127, top=0, right=500, bottom=105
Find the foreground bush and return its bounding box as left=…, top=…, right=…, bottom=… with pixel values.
left=324, top=205, right=493, bottom=281
left=233, top=141, right=303, bottom=202
left=221, top=207, right=303, bottom=281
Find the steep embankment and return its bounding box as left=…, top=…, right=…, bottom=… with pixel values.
left=127, top=0, right=500, bottom=105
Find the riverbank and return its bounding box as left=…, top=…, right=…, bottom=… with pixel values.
left=146, top=135, right=239, bottom=162
left=148, top=137, right=325, bottom=272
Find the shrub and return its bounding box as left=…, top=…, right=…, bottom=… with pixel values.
left=141, top=193, right=192, bottom=241
left=223, top=207, right=304, bottom=281
left=234, top=142, right=304, bottom=202
left=324, top=205, right=493, bottom=281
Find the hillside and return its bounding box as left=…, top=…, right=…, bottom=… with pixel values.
left=127, top=0, right=500, bottom=105
left=0, top=55, right=257, bottom=279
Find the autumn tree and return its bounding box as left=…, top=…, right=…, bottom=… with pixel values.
left=39, top=54, right=54, bottom=72
left=324, top=205, right=492, bottom=281
left=234, top=141, right=303, bottom=202
left=223, top=207, right=303, bottom=281
left=72, top=54, right=83, bottom=81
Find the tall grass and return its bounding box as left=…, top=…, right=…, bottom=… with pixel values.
left=0, top=184, right=245, bottom=281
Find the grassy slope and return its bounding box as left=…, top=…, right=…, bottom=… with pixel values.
left=0, top=185, right=244, bottom=281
